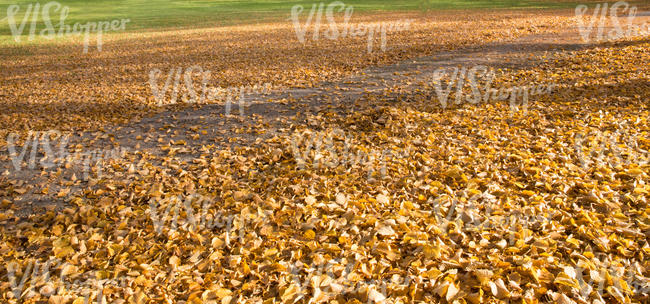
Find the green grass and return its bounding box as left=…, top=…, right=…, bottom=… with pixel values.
left=0, top=0, right=619, bottom=41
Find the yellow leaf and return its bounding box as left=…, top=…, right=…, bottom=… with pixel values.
left=304, top=229, right=316, bottom=240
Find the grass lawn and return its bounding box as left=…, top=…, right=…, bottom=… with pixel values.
left=0, top=0, right=603, bottom=39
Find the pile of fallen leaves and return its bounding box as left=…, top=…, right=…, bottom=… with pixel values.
left=0, top=7, right=649, bottom=304
left=0, top=9, right=575, bottom=147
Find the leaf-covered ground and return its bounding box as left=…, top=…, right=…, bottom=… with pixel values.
left=0, top=7, right=649, bottom=304
left=0, top=9, right=577, bottom=146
